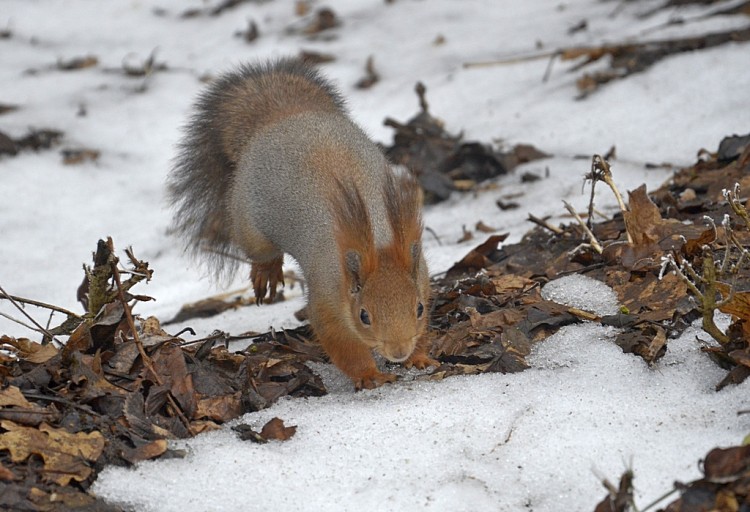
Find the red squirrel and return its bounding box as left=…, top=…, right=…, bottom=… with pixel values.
left=168, top=59, right=436, bottom=389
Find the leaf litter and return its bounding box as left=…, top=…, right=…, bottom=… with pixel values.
left=1, top=110, right=749, bottom=510
left=463, top=2, right=750, bottom=99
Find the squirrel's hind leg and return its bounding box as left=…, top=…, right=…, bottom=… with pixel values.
left=233, top=220, right=284, bottom=304
left=250, top=256, right=284, bottom=304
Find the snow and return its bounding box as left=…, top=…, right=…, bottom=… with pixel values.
left=1, top=0, right=749, bottom=510
left=542, top=274, right=621, bottom=316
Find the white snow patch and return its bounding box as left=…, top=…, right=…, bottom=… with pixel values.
left=542, top=274, right=621, bottom=316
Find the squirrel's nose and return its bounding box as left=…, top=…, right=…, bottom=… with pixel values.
left=383, top=345, right=411, bottom=363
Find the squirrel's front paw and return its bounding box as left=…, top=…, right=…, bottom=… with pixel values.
left=354, top=371, right=398, bottom=391
left=250, top=257, right=284, bottom=304
left=403, top=352, right=440, bottom=370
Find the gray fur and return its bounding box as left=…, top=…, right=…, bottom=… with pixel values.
left=167, top=59, right=347, bottom=279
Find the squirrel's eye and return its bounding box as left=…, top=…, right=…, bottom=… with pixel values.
left=417, top=302, right=424, bottom=318
left=359, top=308, right=371, bottom=326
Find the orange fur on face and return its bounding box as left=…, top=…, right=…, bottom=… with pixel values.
left=326, top=172, right=429, bottom=365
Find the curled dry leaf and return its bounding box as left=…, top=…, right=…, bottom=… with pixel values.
left=0, top=420, right=104, bottom=486
left=0, top=386, right=60, bottom=427
left=232, top=417, right=297, bottom=443
left=446, top=234, right=508, bottom=278
left=1, top=336, right=58, bottom=364
left=260, top=417, right=297, bottom=441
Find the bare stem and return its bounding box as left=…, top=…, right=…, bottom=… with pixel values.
left=563, top=200, right=603, bottom=253
left=527, top=213, right=564, bottom=234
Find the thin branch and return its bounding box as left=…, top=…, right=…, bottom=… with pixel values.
left=527, top=213, right=564, bottom=234
left=563, top=200, right=603, bottom=253
left=0, top=283, right=60, bottom=344
left=0, top=293, right=81, bottom=319
left=463, top=50, right=558, bottom=69
left=0, top=311, right=43, bottom=334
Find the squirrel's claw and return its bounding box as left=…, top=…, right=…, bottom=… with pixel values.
left=403, top=352, right=440, bottom=370
left=250, top=257, right=284, bottom=304
left=354, top=371, right=398, bottom=391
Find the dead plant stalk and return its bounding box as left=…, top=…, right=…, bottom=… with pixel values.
left=109, top=247, right=193, bottom=434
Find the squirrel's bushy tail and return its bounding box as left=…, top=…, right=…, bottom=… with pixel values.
left=167, top=58, right=345, bottom=279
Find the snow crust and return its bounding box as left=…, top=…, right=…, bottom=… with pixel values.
left=92, top=322, right=747, bottom=512
left=542, top=274, right=621, bottom=316
left=2, top=0, right=749, bottom=510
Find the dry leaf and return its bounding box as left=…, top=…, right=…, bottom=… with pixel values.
left=0, top=386, right=34, bottom=409
left=260, top=417, right=297, bottom=441
left=0, top=462, right=17, bottom=481
left=623, top=185, right=663, bottom=246
left=475, top=221, right=496, bottom=233
left=0, top=421, right=104, bottom=485
left=716, top=282, right=750, bottom=321
left=194, top=392, right=243, bottom=422
left=1, top=336, right=58, bottom=364
left=121, top=440, right=168, bottom=464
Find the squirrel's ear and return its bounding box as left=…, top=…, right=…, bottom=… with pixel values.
left=345, top=250, right=363, bottom=293
left=410, top=241, right=421, bottom=278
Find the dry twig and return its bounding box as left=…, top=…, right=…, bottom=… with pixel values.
left=563, top=200, right=603, bottom=254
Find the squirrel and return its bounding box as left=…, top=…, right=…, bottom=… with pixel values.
left=167, top=59, right=437, bottom=389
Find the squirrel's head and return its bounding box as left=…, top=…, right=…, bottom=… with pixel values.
left=342, top=247, right=429, bottom=362
left=332, top=170, right=430, bottom=362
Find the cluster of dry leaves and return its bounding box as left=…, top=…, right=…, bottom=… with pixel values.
left=2, top=133, right=748, bottom=510
left=465, top=0, right=750, bottom=98
left=596, top=444, right=750, bottom=512
left=433, top=133, right=750, bottom=510
left=0, top=239, right=322, bottom=510
left=381, top=82, right=549, bottom=204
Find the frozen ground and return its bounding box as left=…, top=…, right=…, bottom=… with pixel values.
left=1, top=0, right=749, bottom=510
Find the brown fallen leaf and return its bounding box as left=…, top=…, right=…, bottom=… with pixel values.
left=151, top=343, right=197, bottom=421
left=623, top=184, right=665, bottom=246
left=703, top=445, right=750, bottom=481
left=57, top=55, right=98, bottom=71
left=457, top=225, right=474, bottom=243
left=0, top=421, right=105, bottom=486
left=446, top=234, right=508, bottom=278
left=0, top=462, right=17, bottom=481
left=562, top=26, right=750, bottom=98
left=260, top=417, right=297, bottom=441
left=682, top=226, right=717, bottom=258
left=0, top=386, right=32, bottom=408
left=1, top=336, right=58, bottom=364
left=354, top=55, right=379, bottom=89
left=716, top=282, right=750, bottom=322
left=61, top=148, right=100, bottom=165
left=0, top=386, right=60, bottom=427
left=194, top=392, right=243, bottom=422
left=164, top=296, right=250, bottom=324
left=303, top=7, right=339, bottom=34
left=120, top=439, right=168, bottom=464
left=475, top=221, right=497, bottom=233
left=614, top=325, right=667, bottom=364
left=232, top=417, right=297, bottom=443
left=298, top=50, right=336, bottom=65
left=593, top=469, right=634, bottom=512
